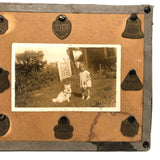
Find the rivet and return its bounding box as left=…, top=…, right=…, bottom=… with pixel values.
left=60, top=116, right=68, bottom=124
left=0, top=114, right=5, bottom=121
left=0, top=67, right=3, bottom=73
left=130, top=14, right=137, bottom=21
left=129, top=69, right=136, bottom=76
left=128, top=116, right=135, bottom=123
left=144, top=6, right=151, bottom=14
left=58, top=15, right=66, bottom=22
left=143, top=141, right=150, bottom=148
left=0, top=15, right=4, bottom=23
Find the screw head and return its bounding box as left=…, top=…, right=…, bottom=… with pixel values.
left=0, top=67, right=3, bottom=73
left=144, top=6, right=151, bottom=14
left=129, top=69, right=136, bottom=76
left=128, top=116, right=136, bottom=123
left=58, top=15, right=66, bottom=22
left=0, top=15, right=4, bottom=22
left=143, top=141, right=150, bottom=148
left=0, top=114, right=5, bottom=121
left=130, top=14, right=137, bottom=21
left=60, top=116, right=68, bottom=124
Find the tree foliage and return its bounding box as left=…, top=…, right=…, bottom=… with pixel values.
left=15, top=50, right=59, bottom=94
left=16, top=51, right=47, bottom=76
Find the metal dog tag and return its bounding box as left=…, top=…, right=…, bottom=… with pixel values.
left=0, top=68, right=10, bottom=93
left=0, top=15, right=8, bottom=34
left=54, top=116, right=73, bottom=139
left=0, top=114, right=10, bottom=136
left=121, top=69, right=143, bottom=90
left=52, top=15, right=72, bottom=39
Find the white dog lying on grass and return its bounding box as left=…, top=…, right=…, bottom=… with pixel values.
left=52, top=84, right=72, bottom=103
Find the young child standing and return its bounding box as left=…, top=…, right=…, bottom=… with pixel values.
left=79, top=64, right=92, bottom=100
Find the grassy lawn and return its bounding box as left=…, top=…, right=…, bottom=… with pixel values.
left=16, top=78, right=116, bottom=108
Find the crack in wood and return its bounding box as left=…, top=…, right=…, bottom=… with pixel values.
left=88, top=113, right=101, bottom=141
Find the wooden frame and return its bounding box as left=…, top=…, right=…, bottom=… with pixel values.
left=0, top=3, right=153, bottom=151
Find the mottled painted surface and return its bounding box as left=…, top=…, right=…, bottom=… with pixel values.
left=0, top=13, right=144, bottom=142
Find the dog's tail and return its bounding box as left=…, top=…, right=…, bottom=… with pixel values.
left=52, top=98, right=57, bottom=102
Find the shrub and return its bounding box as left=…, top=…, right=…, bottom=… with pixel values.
left=15, top=51, right=59, bottom=95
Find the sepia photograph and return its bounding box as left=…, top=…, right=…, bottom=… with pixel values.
left=12, top=43, right=121, bottom=111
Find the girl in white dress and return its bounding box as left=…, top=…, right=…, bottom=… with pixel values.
left=79, top=64, right=92, bottom=100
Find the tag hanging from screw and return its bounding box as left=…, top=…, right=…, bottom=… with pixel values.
left=122, top=13, right=144, bottom=39
left=121, top=69, right=143, bottom=90
left=0, top=114, right=10, bottom=136
left=0, top=67, right=10, bottom=93
left=144, top=6, right=151, bottom=14
left=121, top=116, right=139, bottom=137
left=52, top=15, right=72, bottom=40
left=0, top=15, right=8, bottom=34
left=54, top=116, right=73, bottom=139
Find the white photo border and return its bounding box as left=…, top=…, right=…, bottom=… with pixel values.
left=12, top=43, right=121, bottom=112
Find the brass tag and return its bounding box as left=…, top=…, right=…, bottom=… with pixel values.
left=121, top=116, right=139, bottom=137
left=52, top=15, right=72, bottom=39
left=54, top=116, right=73, bottom=139
left=121, top=69, right=143, bottom=90
left=0, top=15, right=8, bottom=34
left=0, top=68, right=10, bottom=93
left=122, top=14, right=144, bottom=39
left=0, top=114, right=10, bottom=136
